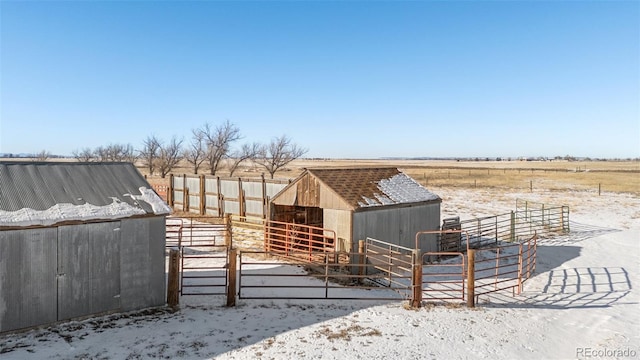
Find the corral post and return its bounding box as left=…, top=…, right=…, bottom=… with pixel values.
left=510, top=211, right=516, bottom=242
left=199, top=174, right=206, bottom=215
left=357, top=240, right=365, bottom=281
left=168, top=174, right=174, bottom=207
left=216, top=176, right=223, bottom=217
left=530, top=180, right=533, bottom=193
left=598, top=183, right=601, bottom=196
left=224, top=213, right=232, bottom=248
left=184, top=188, right=189, bottom=213
left=167, top=249, right=180, bottom=309
left=227, top=249, right=237, bottom=307
left=467, top=249, right=475, bottom=308
left=261, top=174, right=267, bottom=219
left=411, top=249, right=423, bottom=308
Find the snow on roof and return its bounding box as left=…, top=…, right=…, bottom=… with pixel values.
left=305, top=167, right=440, bottom=209
left=357, top=173, right=440, bottom=208
left=0, top=162, right=170, bottom=228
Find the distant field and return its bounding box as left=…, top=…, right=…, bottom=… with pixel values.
left=3, top=157, right=638, bottom=196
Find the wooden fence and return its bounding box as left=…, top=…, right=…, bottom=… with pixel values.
left=168, top=174, right=290, bottom=218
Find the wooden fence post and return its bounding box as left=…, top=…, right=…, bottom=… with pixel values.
left=411, top=249, right=423, bottom=308
left=224, top=213, right=232, bottom=248
left=467, top=249, right=475, bottom=308
left=167, top=249, right=180, bottom=309
left=227, top=248, right=237, bottom=307
left=357, top=240, right=365, bottom=281
left=598, top=183, right=601, bottom=196
left=510, top=211, right=515, bottom=242
left=168, top=174, right=174, bottom=207
left=184, top=188, right=189, bottom=213
left=200, top=174, right=206, bottom=215
left=217, top=176, right=223, bottom=217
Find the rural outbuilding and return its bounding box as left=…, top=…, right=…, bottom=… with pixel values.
left=0, top=162, right=170, bottom=333
left=269, top=167, right=442, bottom=253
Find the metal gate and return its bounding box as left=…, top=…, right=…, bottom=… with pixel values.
left=421, top=252, right=466, bottom=302
left=177, top=222, right=230, bottom=296
left=363, top=238, right=415, bottom=297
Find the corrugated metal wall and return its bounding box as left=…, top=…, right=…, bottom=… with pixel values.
left=0, top=217, right=166, bottom=333
left=352, top=203, right=441, bottom=252
left=0, top=228, right=57, bottom=332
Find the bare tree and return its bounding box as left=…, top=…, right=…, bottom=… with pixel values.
left=35, top=150, right=51, bottom=161
left=139, top=135, right=161, bottom=175
left=72, top=148, right=96, bottom=162
left=184, top=128, right=208, bottom=174
left=228, top=142, right=261, bottom=176
left=156, top=136, right=184, bottom=178
left=197, top=120, right=241, bottom=175
left=94, top=143, right=137, bottom=162
left=256, top=135, right=307, bottom=179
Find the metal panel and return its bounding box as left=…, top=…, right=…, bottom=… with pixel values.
left=241, top=181, right=262, bottom=198
left=352, top=203, right=440, bottom=252
left=220, top=179, right=239, bottom=198
left=265, top=182, right=287, bottom=197
left=245, top=200, right=264, bottom=217
left=57, top=222, right=121, bottom=320
left=0, top=162, right=152, bottom=212
left=120, top=217, right=166, bottom=311
left=0, top=228, right=57, bottom=332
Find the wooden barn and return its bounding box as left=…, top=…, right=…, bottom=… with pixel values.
left=269, top=167, right=442, bottom=253
left=0, top=162, right=170, bottom=333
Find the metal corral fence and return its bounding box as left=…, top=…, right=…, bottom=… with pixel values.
left=453, top=199, right=568, bottom=250
left=471, top=234, right=537, bottom=302
left=168, top=174, right=289, bottom=218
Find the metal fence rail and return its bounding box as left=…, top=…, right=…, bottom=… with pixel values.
left=238, top=250, right=410, bottom=300
left=459, top=201, right=568, bottom=250
left=421, top=252, right=466, bottom=301
left=180, top=244, right=229, bottom=296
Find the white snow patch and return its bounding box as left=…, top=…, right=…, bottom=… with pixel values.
left=359, top=173, right=440, bottom=207
left=0, top=187, right=169, bottom=227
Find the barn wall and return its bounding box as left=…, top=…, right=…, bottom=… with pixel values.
left=0, top=217, right=167, bottom=333
left=57, top=222, right=122, bottom=320
left=351, top=203, right=441, bottom=252
left=0, top=228, right=58, bottom=332
left=120, top=217, right=166, bottom=311
left=323, top=209, right=352, bottom=252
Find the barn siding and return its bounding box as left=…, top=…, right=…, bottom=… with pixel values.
left=352, top=203, right=440, bottom=252
left=57, top=222, right=121, bottom=320
left=0, top=228, right=57, bottom=332
left=323, top=209, right=352, bottom=252
left=120, top=217, right=166, bottom=311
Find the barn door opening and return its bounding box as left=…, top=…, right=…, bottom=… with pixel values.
left=271, top=205, right=323, bottom=228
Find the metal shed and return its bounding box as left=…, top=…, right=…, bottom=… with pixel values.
left=0, top=162, right=170, bottom=333
left=269, top=167, right=442, bottom=253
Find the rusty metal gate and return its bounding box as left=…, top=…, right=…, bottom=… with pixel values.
left=421, top=252, right=466, bottom=302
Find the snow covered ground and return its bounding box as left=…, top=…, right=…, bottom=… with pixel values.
left=1, top=187, right=638, bottom=359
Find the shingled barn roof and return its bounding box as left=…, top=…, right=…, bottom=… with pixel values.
left=271, top=167, right=440, bottom=211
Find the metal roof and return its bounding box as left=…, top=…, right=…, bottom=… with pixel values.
left=306, top=167, right=440, bottom=209
left=0, top=162, right=170, bottom=227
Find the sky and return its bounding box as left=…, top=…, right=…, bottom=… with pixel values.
left=0, top=1, right=638, bottom=159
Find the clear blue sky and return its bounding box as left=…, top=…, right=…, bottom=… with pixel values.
left=1, top=1, right=638, bottom=159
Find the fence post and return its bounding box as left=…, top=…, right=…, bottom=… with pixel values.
left=167, top=248, right=180, bottom=309
left=598, top=183, right=601, bottom=196
left=224, top=213, right=232, bottom=247
left=199, top=174, right=206, bottom=215
left=411, top=249, right=422, bottom=309
left=510, top=211, right=515, bottom=242
left=467, top=249, right=475, bottom=308
left=168, top=174, right=174, bottom=207
left=261, top=174, right=267, bottom=219
left=357, top=240, right=365, bottom=281
left=529, top=180, right=533, bottom=193
left=184, top=188, right=189, bottom=213
left=517, top=244, right=523, bottom=295
left=227, top=248, right=237, bottom=307
left=217, top=176, right=223, bottom=217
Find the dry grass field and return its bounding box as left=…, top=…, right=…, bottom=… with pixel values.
left=143, top=158, right=639, bottom=196
left=1, top=157, right=637, bottom=196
